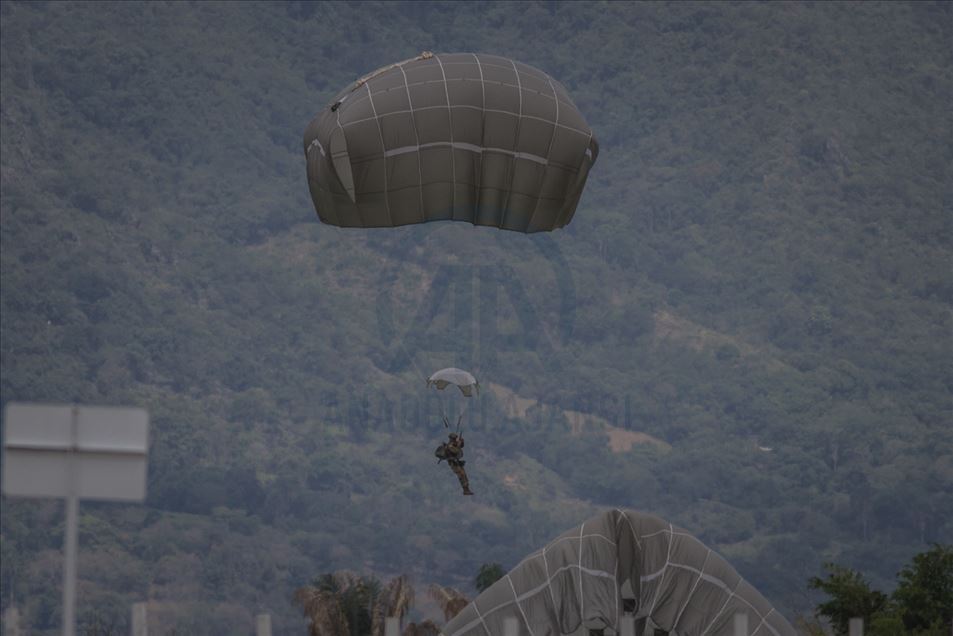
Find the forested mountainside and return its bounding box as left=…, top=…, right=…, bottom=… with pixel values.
left=1, top=2, right=950, bottom=633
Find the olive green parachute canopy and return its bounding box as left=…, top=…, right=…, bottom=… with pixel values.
left=427, top=368, right=479, bottom=397
left=443, top=509, right=796, bottom=636
left=304, top=52, right=599, bottom=233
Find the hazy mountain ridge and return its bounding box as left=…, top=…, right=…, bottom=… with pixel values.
left=2, top=1, right=951, bottom=634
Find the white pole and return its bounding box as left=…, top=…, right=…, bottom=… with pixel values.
left=132, top=602, right=148, bottom=636
left=255, top=614, right=272, bottom=636
left=619, top=615, right=635, bottom=636
left=63, top=406, right=79, bottom=636
left=63, top=493, right=78, bottom=636
left=385, top=617, right=400, bottom=636
left=503, top=617, right=519, bottom=636
left=733, top=612, right=748, bottom=636
left=3, top=607, right=21, bottom=636
left=849, top=617, right=864, bottom=636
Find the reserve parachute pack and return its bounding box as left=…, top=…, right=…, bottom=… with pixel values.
left=435, top=443, right=449, bottom=461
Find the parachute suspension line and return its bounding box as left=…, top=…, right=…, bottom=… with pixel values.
left=427, top=368, right=478, bottom=436
left=434, top=54, right=457, bottom=217
left=470, top=593, right=491, bottom=636
left=457, top=397, right=472, bottom=435
left=525, top=73, right=560, bottom=232
left=438, top=398, right=449, bottom=429
left=699, top=576, right=744, bottom=636
left=397, top=62, right=426, bottom=224
left=365, top=82, right=393, bottom=226
left=555, top=129, right=594, bottom=229
left=540, top=544, right=560, bottom=624
left=754, top=609, right=778, bottom=636
left=671, top=548, right=711, bottom=631
left=646, top=524, right=675, bottom=619
left=578, top=522, right=586, bottom=625
left=472, top=53, right=487, bottom=222
left=437, top=397, right=464, bottom=434
left=498, top=58, right=525, bottom=230
left=332, top=106, right=363, bottom=225
left=506, top=574, right=537, bottom=636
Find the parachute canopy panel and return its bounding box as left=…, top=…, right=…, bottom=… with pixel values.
left=443, top=508, right=795, bottom=636
left=304, top=52, right=599, bottom=233
left=427, top=368, right=479, bottom=397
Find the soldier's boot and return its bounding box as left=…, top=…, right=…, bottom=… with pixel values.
left=462, top=484, right=474, bottom=495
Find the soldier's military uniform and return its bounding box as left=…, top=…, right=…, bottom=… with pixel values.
left=444, top=433, right=473, bottom=496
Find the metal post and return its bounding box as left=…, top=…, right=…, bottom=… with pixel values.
left=255, top=614, right=272, bottom=636
left=132, top=603, right=148, bottom=636
left=384, top=617, right=400, bottom=636
left=63, top=494, right=78, bottom=636
left=3, top=607, right=21, bottom=636
left=849, top=617, right=863, bottom=636
left=619, top=615, right=636, bottom=636
left=3, top=403, right=149, bottom=636
left=63, top=406, right=79, bottom=636
left=733, top=612, right=748, bottom=636
left=503, top=617, right=519, bottom=636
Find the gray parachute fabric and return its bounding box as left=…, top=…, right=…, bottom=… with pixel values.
left=428, top=368, right=480, bottom=397
left=442, top=509, right=795, bottom=636
left=304, top=52, right=599, bottom=233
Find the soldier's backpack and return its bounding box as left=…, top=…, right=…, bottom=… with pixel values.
left=434, top=443, right=449, bottom=461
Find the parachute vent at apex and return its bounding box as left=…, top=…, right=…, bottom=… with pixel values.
left=443, top=508, right=796, bottom=636
left=304, top=53, right=599, bottom=233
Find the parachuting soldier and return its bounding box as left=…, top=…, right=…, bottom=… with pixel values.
left=427, top=370, right=479, bottom=495
left=437, top=430, right=473, bottom=496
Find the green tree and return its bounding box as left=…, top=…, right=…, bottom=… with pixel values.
left=475, top=563, right=505, bottom=593
left=892, top=544, right=953, bottom=634
left=324, top=573, right=381, bottom=636
left=808, top=563, right=888, bottom=635
left=811, top=547, right=953, bottom=636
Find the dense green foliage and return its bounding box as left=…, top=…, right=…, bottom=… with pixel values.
left=474, top=563, right=505, bottom=594
left=809, top=564, right=888, bottom=634
left=1, top=1, right=951, bottom=634
left=313, top=573, right=382, bottom=636
left=809, top=545, right=953, bottom=635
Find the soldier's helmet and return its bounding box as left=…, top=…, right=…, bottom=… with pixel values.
left=448, top=433, right=458, bottom=440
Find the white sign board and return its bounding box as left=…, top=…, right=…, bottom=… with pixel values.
left=2, top=403, right=148, bottom=501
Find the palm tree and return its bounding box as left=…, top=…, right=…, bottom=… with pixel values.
left=293, top=586, right=350, bottom=636
left=428, top=584, right=470, bottom=623
left=371, top=575, right=416, bottom=636
left=297, top=571, right=417, bottom=636
left=296, top=571, right=381, bottom=636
